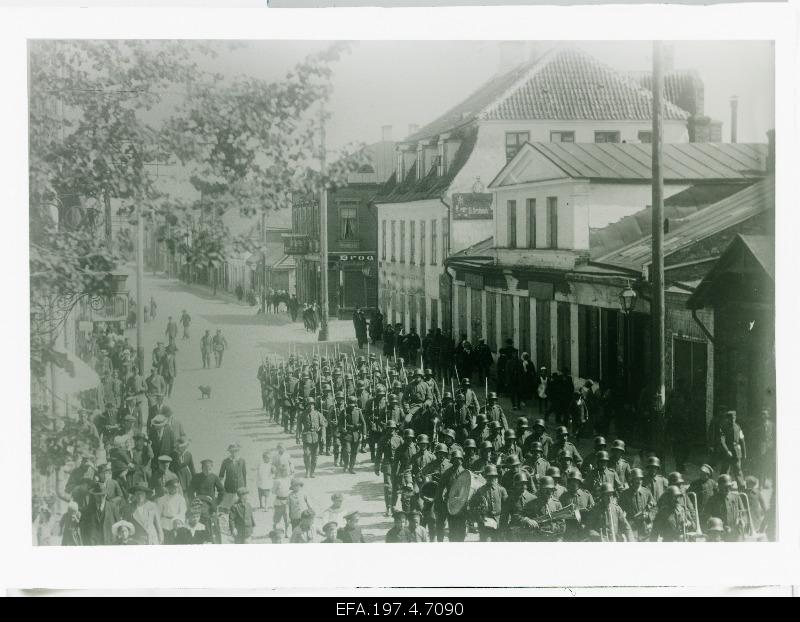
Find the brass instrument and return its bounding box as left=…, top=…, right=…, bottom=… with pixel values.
left=527, top=503, right=580, bottom=527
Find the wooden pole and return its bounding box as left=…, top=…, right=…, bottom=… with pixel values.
left=318, top=103, right=329, bottom=341
left=651, top=41, right=667, bottom=452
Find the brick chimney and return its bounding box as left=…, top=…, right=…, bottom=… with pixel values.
left=730, top=96, right=738, bottom=143
left=381, top=125, right=393, bottom=142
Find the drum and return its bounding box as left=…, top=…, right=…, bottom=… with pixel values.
left=447, top=470, right=485, bottom=515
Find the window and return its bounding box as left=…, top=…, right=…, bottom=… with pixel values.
left=526, top=198, right=536, bottom=249
left=442, top=217, right=449, bottom=263
left=638, top=131, right=652, bottom=144
left=546, top=197, right=558, bottom=248
left=431, top=219, right=438, bottom=265
left=391, top=221, right=396, bottom=261
left=381, top=220, right=387, bottom=260
left=339, top=206, right=358, bottom=240
left=420, top=220, right=426, bottom=266
left=507, top=200, right=517, bottom=248
left=417, top=148, right=425, bottom=180
left=550, top=131, right=575, bottom=143
left=400, top=221, right=406, bottom=263
left=594, top=131, right=621, bottom=144
left=410, top=221, right=416, bottom=264
left=505, top=131, right=530, bottom=161
left=438, top=142, right=446, bottom=176
left=357, top=163, right=375, bottom=173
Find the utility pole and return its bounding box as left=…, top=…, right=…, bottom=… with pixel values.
left=261, top=210, right=267, bottom=316
left=318, top=103, right=329, bottom=341
left=651, top=41, right=666, bottom=454
left=136, top=203, right=145, bottom=374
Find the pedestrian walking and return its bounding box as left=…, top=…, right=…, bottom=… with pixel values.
left=165, top=316, right=178, bottom=347
left=180, top=309, right=192, bottom=340
left=228, top=487, right=255, bottom=544
left=212, top=329, right=228, bottom=368
left=200, top=330, right=212, bottom=369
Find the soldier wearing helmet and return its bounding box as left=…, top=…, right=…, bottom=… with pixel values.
left=483, top=392, right=509, bottom=431
left=366, top=384, right=389, bottom=462
left=469, top=464, right=508, bottom=542
left=583, top=436, right=609, bottom=478
left=703, top=474, right=747, bottom=541
left=589, top=450, right=623, bottom=497
left=442, top=392, right=471, bottom=446
left=411, top=434, right=435, bottom=484
left=340, top=395, right=366, bottom=475
left=650, top=485, right=694, bottom=542
left=705, top=517, right=725, bottom=542
left=545, top=466, right=568, bottom=498
left=436, top=447, right=469, bottom=542
left=558, top=467, right=595, bottom=541
left=586, top=482, right=634, bottom=542
left=374, top=421, right=403, bottom=517
left=688, top=464, right=717, bottom=517
left=548, top=426, right=583, bottom=468
left=416, top=443, right=452, bottom=498
left=503, top=471, right=537, bottom=541
left=395, top=428, right=419, bottom=493
left=524, top=441, right=550, bottom=480
left=498, top=428, right=522, bottom=464
left=522, top=418, right=553, bottom=463
left=642, top=455, right=669, bottom=503
left=500, top=454, right=523, bottom=492
left=469, top=412, right=491, bottom=445
left=462, top=438, right=481, bottom=473
left=440, top=428, right=463, bottom=457
left=609, top=439, right=632, bottom=489
left=523, top=476, right=567, bottom=542
left=619, top=467, right=656, bottom=541
left=317, top=383, right=337, bottom=461
left=472, top=440, right=498, bottom=475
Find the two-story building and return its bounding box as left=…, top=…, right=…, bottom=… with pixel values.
left=448, top=139, right=770, bottom=442
left=374, top=43, right=711, bottom=336
left=287, top=136, right=395, bottom=318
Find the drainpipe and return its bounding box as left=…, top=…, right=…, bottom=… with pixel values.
left=440, top=197, right=454, bottom=333
left=691, top=309, right=714, bottom=344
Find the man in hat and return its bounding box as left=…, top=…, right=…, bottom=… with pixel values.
left=642, top=456, right=669, bottom=504
left=157, top=478, right=187, bottom=544
left=516, top=418, right=532, bottom=449
left=463, top=438, right=481, bottom=473
left=503, top=471, right=536, bottom=541
left=228, top=487, right=255, bottom=544
left=190, top=459, right=224, bottom=507
left=609, top=440, right=632, bottom=490
left=406, top=509, right=429, bottom=542
left=320, top=493, right=346, bottom=533
left=416, top=442, right=452, bottom=492
left=180, top=309, right=192, bottom=340
left=469, top=413, right=491, bottom=445
left=559, top=468, right=594, bottom=542
left=96, top=463, right=125, bottom=502
left=80, top=482, right=123, bottom=546
left=500, top=454, right=523, bottom=493
left=365, top=385, right=389, bottom=462
left=549, top=427, right=583, bottom=468
left=582, top=436, right=608, bottom=479
left=111, top=520, right=136, bottom=545
left=460, top=378, right=480, bottom=418
left=484, top=392, right=509, bottom=431
left=489, top=421, right=505, bottom=454
left=688, top=464, right=717, bottom=518
left=395, top=428, right=419, bottom=490
left=375, top=421, right=403, bottom=516
left=165, top=316, right=178, bottom=347
left=704, top=474, right=747, bottom=541
left=219, top=443, right=247, bottom=494
left=321, top=521, right=343, bottom=543
left=200, top=330, right=212, bottom=369
left=150, top=455, right=179, bottom=499
left=586, top=483, right=634, bottom=542
left=287, top=507, right=314, bottom=542
left=299, top=400, right=326, bottom=479
left=287, top=479, right=314, bottom=531
left=498, top=429, right=521, bottom=464
left=171, top=436, right=195, bottom=501
left=341, top=395, right=367, bottom=474
left=149, top=414, right=175, bottom=464
left=126, top=366, right=148, bottom=432
left=470, top=464, right=508, bottom=542
left=339, top=510, right=365, bottom=543
left=411, top=434, right=435, bottom=483
left=619, top=468, right=656, bottom=542
left=650, top=486, right=694, bottom=542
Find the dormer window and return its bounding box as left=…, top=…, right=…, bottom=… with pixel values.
left=505, top=131, right=530, bottom=161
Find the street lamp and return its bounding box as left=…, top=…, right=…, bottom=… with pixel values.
left=619, top=281, right=638, bottom=315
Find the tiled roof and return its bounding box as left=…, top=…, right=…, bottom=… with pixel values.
left=596, top=177, right=774, bottom=270
left=740, top=234, right=774, bottom=280
left=589, top=182, right=752, bottom=260
left=406, top=45, right=693, bottom=143
left=451, top=237, right=496, bottom=258
left=526, top=142, right=767, bottom=182
left=483, top=47, right=690, bottom=123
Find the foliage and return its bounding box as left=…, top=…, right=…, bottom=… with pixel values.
left=31, top=405, right=100, bottom=475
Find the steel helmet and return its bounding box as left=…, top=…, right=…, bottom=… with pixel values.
left=611, top=439, right=626, bottom=452
left=538, top=476, right=556, bottom=490
left=504, top=429, right=517, bottom=439
left=504, top=454, right=521, bottom=467
left=596, top=450, right=610, bottom=462
left=718, top=474, right=733, bottom=487
left=556, top=426, right=569, bottom=436
left=645, top=456, right=661, bottom=469
left=450, top=448, right=464, bottom=459
left=402, top=428, right=416, bottom=438
left=463, top=439, right=477, bottom=449
left=483, top=464, right=499, bottom=477
left=479, top=441, right=493, bottom=451
left=417, top=434, right=430, bottom=445
left=529, top=441, right=543, bottom=453
left=566, top=468, right=584, bottom=482
left=666, top=485, right=683, bottom=498
left=434, top=443, right=449, bottom=454
left=513, top=471, right=530, bottom=484
left=667, top=472, right=685, bottom=486
left=630, top=468, right=645, bottom=480
left=706, top=517, right=725, bottom=533
left=598, top=482, right=616, bottom=496
left=545, top=466, right=561, bottom=479
left=594, top=436, right=607, bottom=447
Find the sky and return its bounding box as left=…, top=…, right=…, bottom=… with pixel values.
left=192, top=40, right=775, bottom=150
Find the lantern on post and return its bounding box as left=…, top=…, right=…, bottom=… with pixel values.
left=619, top=281, right=638, bottom=315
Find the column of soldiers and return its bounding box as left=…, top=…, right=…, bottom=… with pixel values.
left=257, top=354, right=759, bottom=543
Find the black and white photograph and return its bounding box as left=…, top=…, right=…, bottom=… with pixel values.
left=25, top=35, right=779, bottom=549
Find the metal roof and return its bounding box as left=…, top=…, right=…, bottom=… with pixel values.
left=529, top=142, right=767, bottom=182
left=596, top=177, right=774, bottom=270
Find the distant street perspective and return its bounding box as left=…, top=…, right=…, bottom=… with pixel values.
left=30, top=40, right=776, bottom=546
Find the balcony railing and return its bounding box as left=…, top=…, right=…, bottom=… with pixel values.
left=282, top=234, right=311, bottom=255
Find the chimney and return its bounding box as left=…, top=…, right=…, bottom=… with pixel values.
left=498, top=41, right=526, bottom=73
left=767, top=129, right=775, bottom=174
left=408, top=124, right=419, bottom=138
left=663, top=44, right=675, bottom=73
left=730, top=96, right=738, bottom=144
left=381, top=125, right=393, bottom=142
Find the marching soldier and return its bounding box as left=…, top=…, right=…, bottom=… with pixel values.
left=503, top=471, right=536, bottom=541
left=341, top=395, right=367, bottom=474
left=469, top=413, right=492, bottom=445
left=460, top=378, right=480, bottom=417
left=387, top=394, right=405, bottom=431
left=559, top=468, right=594, bottom=542
left=318, top=386, right=336, bottom=458
left=549, top=426, right=583, bottom=468
left=582, top=436, right=608, bottom=478
left=618, top=468, right=656, bottom=542
left=546, top=466, right=568, bottom=499
left=416, top=443, right=452, bottom=495
left=642, top=456, right=669, bottom=504
left=483, top=392, right=509, bottom=430
left=586, top=483, right=634, bottom=542
left=395, top=428, right=419, bottom=494
left=283, top=369, right=300, bottom=434
left=469, top=464, right=507, bottom=542
left=440, top=428, right=463, bottom=457
left=366, top=385, right=389, bottom=462
left=498, top=429, right=522, bottom=463
left=411, top=434, right=435, bottom=486
left=472, top=440, right=498, bottom=475
left=704, top=474, right=747, bottom=542
left=437, top=448, right=469, bottom=542
left=523, top=419, right=553, bottom=461
left=610, top=439, right=632, bottom=490
left=524, top=442, right=550, bottom=480
left=688, top=464, right=717, bottom=517
left=463, top=438, right=481, bottom=473
left=524, top=476, right=567, bottom=542
left=298, top=400, right=326, bottom=479
left=489, top=421, right=505, bottom=454
left=650, top=485, right=694, bottom=542
left=375, top=421, right=403, bottom=516
left=589, top=450, right=623, bottom=497
left=499, top=454, right=523, bottom=492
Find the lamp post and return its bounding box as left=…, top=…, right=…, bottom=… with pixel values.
left=318, top=103, right=329, bottom=341
left=619, top=280, right=638, bottom=404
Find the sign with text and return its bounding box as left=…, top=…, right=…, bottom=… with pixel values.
left=452, top=192, right=494, bottom=220
left=333, top=253, right=376, bottom=263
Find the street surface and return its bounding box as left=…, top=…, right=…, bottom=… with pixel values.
left=126, top=271, right=437, bottom=543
